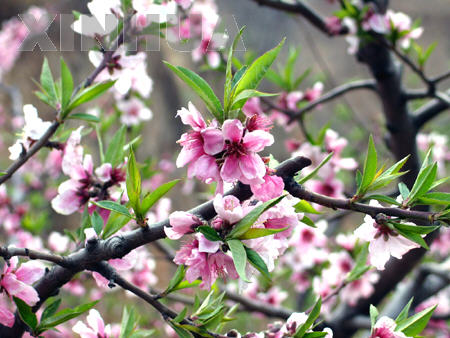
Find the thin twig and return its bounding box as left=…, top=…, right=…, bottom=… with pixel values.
left=0, top=246, right=68, bottom=267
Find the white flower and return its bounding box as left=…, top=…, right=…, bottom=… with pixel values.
left=354, top=200, right=420, bottom=270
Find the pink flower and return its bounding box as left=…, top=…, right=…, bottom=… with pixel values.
left=72, top=309, right=112, bottom=338
left=192, top=35, right=222, bottom=68
left=175, top=0, right=193, bottom=9
left=325, top=16, right=343, bottom=35
left=243, top=97, right=264, bottom=117
left=220, top=119, right=273, bottom=185
left=324, top=129, right=358, bottom=171
left=386, top=10, right=423, bottom=49
left=251, top=173, right=284, bottom=202
left=173, top=235, right=238, bottom=289
left=354, top=201, right=420, bottom=270
left=370, top=316, right=410, bottom=338
left=0, top=257, right=44, bottom=306
left=341, top=271, right=379, bottom=306
left=117, top=97, right=153, bottom=126
left=304, top=82, right=324, bottom=102
left=213, top=194, right=244, bottom=224
left=305, top=176, right=345, bottom=200
left=165, top=211, right=202, bottom=239
left=0, top=303, right=15, bottom=328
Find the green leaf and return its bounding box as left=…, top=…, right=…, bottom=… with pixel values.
left=227, top=195, right=285, bottom=239
left=302, top=333, right=328, bottom=338
left=231, top=65, right=248, bottom=90
left=370, top=304, right=379, bottom=330
left=66, top=81, right=115, bottom=114
left=102, top=213, right=131, bottom=239
left=406, top=163, right=438, bottom=204
left=395, top=304, right=436, bottom=336
left=104, top=125, right=127, bottom=167
left=245, top=246, right=270, bottom=279
left=395, top=298, right=414, bottom=323
left=418, top=192, right=450, bottom=205
left=41, top=298, right=62, bottom=323
left=167, top=322, right=192, bottom=338
left=171, top=280, right=201, bottom=292
left=126, top=148, right=141, bottom=215
left=301, top=215, right=316, bottom=228
left=390, top=222, right=439, bottom=235
left=297, top=152, right=333, bottom=184
left=293, top=200, right=321, bottom=214
left=233, top=38, right=285, bottom=98
left=141, top=179, right=180, bottom=215
left=390, top=222, right=434, bottom=250
left=40, top=58, right=57, bottom=106
left=357, top=135, right=378, bottom=195
left=173, top=307, right=188, bottom=324
left=398, top=182, right=410, bottom=200
left=165, top=265, right=186, bottom=294
left=294, top=298, right=321, bottom=338
left=284, top=46, right=300, bottom=90
left=197, top=226, right=222, bottom=242
left=224, top=26, right=246, bottom=113
left=293, top=68, right=311, bottom=89
left=227, top=239, right=249, bottom=282
left=231, top=89, right=278, bottom=110
left=365, top=195, right=401, bottom=206
left=14, top=297, right=38, bottom=332
left=60, top=58, right=73, bottom=110
left=91, top=211, right=104, bottom=236
left=120, top=307, right=138, bottom=338
left=164, top=62, right=223, bottom=122
left=67, top=113, right=100, bottom=123
left=238, top=227, right=289, bottom=240
left=266, top=68, right=287, bottom=89
left=38, top=301, right=99, bottom=332
left=92, top=200, right=133, bottom=219
left=346, top=243, right=370, bottom=282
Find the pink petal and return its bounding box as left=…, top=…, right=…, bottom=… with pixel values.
left=15, top=262, right=44, bottom=284
left=197, top=234, right=220, bottom=253
left=86, top=309, right=105, bottom=335
left=201, top=128, right=224, bottom=155
left=0, top=307, right=15, bottom=328
left=220, top=155, right=241, bottom=182
left=239, top=153, right=266, bottom=183
left=243, top=130, right=274, bottom=152
left=222, top=119, right=243, bottom=143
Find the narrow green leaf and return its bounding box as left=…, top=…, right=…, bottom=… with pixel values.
left=67, top=113, right=100, bottom=123
left=301, top=215, right=316, bottom=228
left=293, top=200, right=321, bottom=214
left=398, top=182, right=410, bottom=201
left=395, top=298, right=414, bottom=323
left=126, top=148, right=141, bottom=215
left=164, top=62, right=223, bottom=122
left=92, top=200, right=133, bottom=219
left=91, top=211, right=104, bottom=236
left=40, top=58, right=57, bottom=105
left=294, top=298, right=322, bottom=337
left=231, top=89, right=278, bottom=110
left=167, top=322, right=192, bottom=338
left=297, top=152, right=333, bottom=184
left=266, top=68, right=287, bottom=89
left=173, top=307, right=188, bottom=324
left=224, top=26, right=246, bottom=113
left=417, top=192, right=450, bottom=205
left=165, top=265, right=186, bottom=294
left=231, top=65, right=248, bottom=90
left=227, top=239, right=249, bottom=282
left=238, top=227, right=289, bottom=240
left=172, top=280, right=202, bottom=292
left=370, top=304, right=379, bottom=330
left=390, top=222, right=439, bottom=235
left=365, top=195, right=401, bottom=205
left=390, top=223, right=431, bottom=249
left=302, top=333, right=328, bottom=338
left=14, top=297, right=38, bottom=332
left=233, top=38, right=285, bottom=98
left=284, top=46, right=300, bottom=89
left=102, top=213, right=131, bottom=239
left=245, top=246, right=270, bottom=279
left=197, top=226, right=222, bottom=242
left=227, top=195, right=285, bottom=239
left=358, top=135, right=378, bottom=195
left=293, top=68, right=311, bottom=89
left=41, top=298, right=62, bottom=323
left=395, top=305, right=436, bottom=336
left=60, top=58, right=74, bottom=110
left=38, top=301, right=99, bottom=331
left=104, top=126, right=127, bottom=167
left=141, top=179, right=180, bottom=215
left=66, top=81, right=115, bottom=114
left=407, top=163, right=437, bottom=204
left=120, top=307, right=138, bottom=338
left=346, top=243, right=369, bottom=282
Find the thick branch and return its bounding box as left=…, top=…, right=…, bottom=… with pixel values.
left=412, top=89, right=450, bottom=129
left=251, top=0, right=348, bottom=35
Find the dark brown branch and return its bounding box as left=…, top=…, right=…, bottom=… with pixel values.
left=287, top=79, right=377, bottom=123
left=0, top=246, right=68, bottom=267
left=412, top=89, right=450, bottom=129
left=251, top=0, right=348, bottom=35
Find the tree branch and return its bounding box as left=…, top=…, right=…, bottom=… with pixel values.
left=412, top=89, right=450, bottom=130
left=286, top=79, right=377, bottom=123
left=251, top=0, right=348, bottom=35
